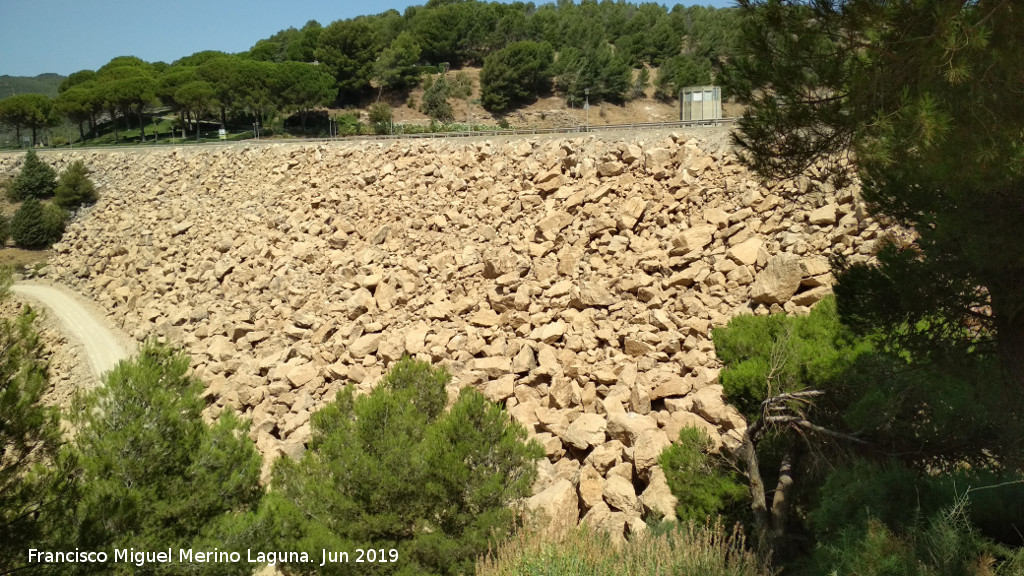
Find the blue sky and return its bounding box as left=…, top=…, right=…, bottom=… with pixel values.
left=0, top=0, right=735, bottom=77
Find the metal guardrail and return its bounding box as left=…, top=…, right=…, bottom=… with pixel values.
left=1, top=118, right=736, bottom=154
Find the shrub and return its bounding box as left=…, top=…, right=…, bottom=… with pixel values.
left=262, top=357, right=543, bottom=576
left=0, top=274, right=75, bottom=571
left=0, top=214, right=9, bottom=247
left=477, top=519, right=767, bottom=576
left=11, top=198, right=64, bottom=249
left=813, top=498, right=1019, bottom=576
left=660, top=427, right=749, bottom=525
left=54, top=160, right=98, bottom=209
left=9, top=149, right=57, bottom=201
left=367, top=101, right=393, bottom=135
left=422, top=75, right=455, bottom=122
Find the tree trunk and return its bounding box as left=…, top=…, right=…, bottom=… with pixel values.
left=768, top=446, right=801, bottom=557
left=78, top=122, right=85, bottom=142
left=138, top=107, right=146, bottom=142
left=31, top=126, right=37, bottom=146
left=301, top=109, right=307, bottom=132
left=109, top=106, right=119, bottom=143
left=220, top=106, right=227, bottom=128
left=737, top=429, right=770, bottom=550
left=15, top=125, right=21, bottom=146
left=196, top=114, right=201, bottom=141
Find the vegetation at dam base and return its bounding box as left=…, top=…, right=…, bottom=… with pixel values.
left=0, top=150, right=97, bottom=260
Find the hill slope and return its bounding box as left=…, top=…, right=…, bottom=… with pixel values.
left=0, top=73, right=64, bottom=98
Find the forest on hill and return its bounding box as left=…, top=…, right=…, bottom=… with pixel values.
left=0, top=0, right=739, bottom=146
left=0, top=74, right=64, bottom=99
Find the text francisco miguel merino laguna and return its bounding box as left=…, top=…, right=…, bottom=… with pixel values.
left=28, top=547, right=398, bottom=567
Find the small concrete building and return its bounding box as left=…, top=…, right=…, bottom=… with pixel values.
left=679, top=86, right=722, bottom=122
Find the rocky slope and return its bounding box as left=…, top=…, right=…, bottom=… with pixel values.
left=0, top=129, right=881, bottom=540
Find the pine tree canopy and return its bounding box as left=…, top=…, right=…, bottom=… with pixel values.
left=725, top=0, right=1024, bottom=389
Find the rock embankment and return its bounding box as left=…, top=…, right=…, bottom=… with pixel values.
left=0, top=131, right=881, bottom=540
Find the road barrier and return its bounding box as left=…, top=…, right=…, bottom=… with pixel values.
left=1, top=118, right=736, bottom=155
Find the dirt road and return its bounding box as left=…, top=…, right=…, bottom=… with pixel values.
left=12, top=282, right=133, bottom=379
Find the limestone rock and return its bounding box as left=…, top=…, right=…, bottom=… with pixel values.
left=751, top=253, right=804, bottom=304
left=526, top=478, right=579, bottom=539
left=606, top=412, right=658, bottom=446
left=603, top=474, right=642, bottom=515
left=563, top=413, right=608, bottom=450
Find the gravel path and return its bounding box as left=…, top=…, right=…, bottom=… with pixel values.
left=12, top=282, right=134, bottom=379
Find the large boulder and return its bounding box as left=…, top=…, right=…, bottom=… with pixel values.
left=526, top=478, right=579, bottom=539
left=751, top=253, right=803, bottom=304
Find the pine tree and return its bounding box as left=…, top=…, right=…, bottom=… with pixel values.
left=724, top=0, right=1024, bottom=390
left=0, top=270, right=76, bottom=571
left=9, top=149, right=57, bottom=201
left=263, top=357, right=543, bottom=576
left=54, top=160, right=98, bottom=209
left=11, top=198, right=59, bottom=249
left=70, top=342, right=263, bottom=575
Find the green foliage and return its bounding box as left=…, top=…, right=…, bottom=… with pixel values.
left=554, top=45, right=632, bottom=106
left=0, top=279, right=76, bottom=572
left=10, top=149, right=57, bottom=201
left=372, top=31, right=423, bottom=92
left=11, top=198, right=63, bottom=249
left=477, top=520, right=767, bottom=576
left=54, top=160, right=98, bottom=209
left=422, top=74, right=455, bottom=122
left=813, top=501, right=1016, bottom=576
left=315, top=19, right=384, bottom=99
left=272, top=61, right=336, bottom=130
left=367, top=101, right=393, bottom=134
left=0, top=93, right=56, bottom=146
left=262, top=357, right=543, bottom=576
left=449, top=70, right=473, bottom=100
left=332, top=113, right=365, bottom=136
left=0, top=73, right=63, bottom=99
left=0, top=213, right=9, bottom=247
left=70, top=342, right=263, bottom=575
left=660, top=427, right=749, bottom=525
left=655, top=54, right=712, bottom=101
left=480, top=41, right=554, bottom=113
left=725, top=0, right=1024, bottom=388
left=713, top=297, right=873, bottom=419
left=631, top=68, right=650, bottom=100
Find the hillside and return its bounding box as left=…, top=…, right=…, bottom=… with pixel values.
left=0, top=128, right=879, bottom=540
left=0, top=73, right=64, bottom=98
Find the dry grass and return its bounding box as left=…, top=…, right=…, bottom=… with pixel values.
left=476, top=519, right=768, bottom=576
left=0, top=248, right=50, bottom=270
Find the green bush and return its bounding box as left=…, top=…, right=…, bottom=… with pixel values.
left=812, top=499, right=1024, bottom=576
left=421, top=75, right=455, bottom=122
left=477, top=520, right=767, bottom=576
left=367, top=101, right=393, bottom=135
left=11, top=198, right=64, bottom=249
left=660, top=427, right=749, bottom=525
left=713, top=296, right=874, bottom=419
left=54, top=160, right=98, bottom=208
left=0, top=214, right=9, bottom=247
left=262, top=357, right=543, bottom=576
left=9, top=149, right=57, bottom=201
left=70, top=342, right=263, bottom=574
left=0, top=274, right=75, bottom=571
